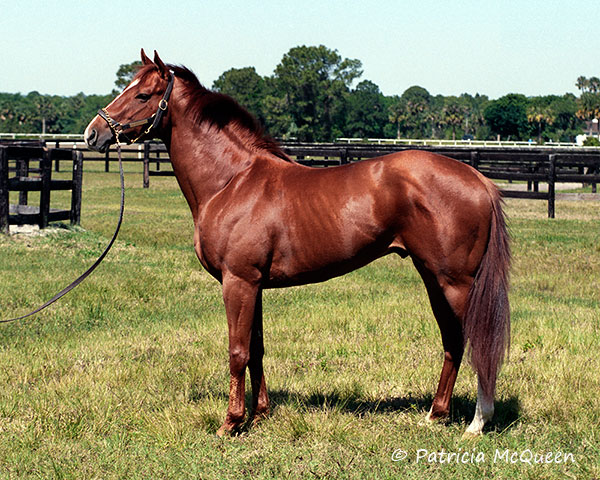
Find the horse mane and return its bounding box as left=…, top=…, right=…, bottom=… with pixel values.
left=135, top=64, right=292, bottom=162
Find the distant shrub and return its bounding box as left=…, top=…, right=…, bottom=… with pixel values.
left=583, top=136, right=600, bottom=146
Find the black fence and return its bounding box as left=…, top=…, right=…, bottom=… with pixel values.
left=132, top=142, right=599, bottom=218
left=50, top=141, right=600, bottom=219
left=0, top=144, right=83, bottom=233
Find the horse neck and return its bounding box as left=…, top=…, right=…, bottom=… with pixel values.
left=161, top=101, right=257, bottom=215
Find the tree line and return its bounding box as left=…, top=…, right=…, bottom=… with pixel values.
left=1, top=45, right=598, bottom=144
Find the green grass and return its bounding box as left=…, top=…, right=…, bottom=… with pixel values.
left=1, top=163, right=599, bottom=479
left=560, top=185, right=598, bottom=194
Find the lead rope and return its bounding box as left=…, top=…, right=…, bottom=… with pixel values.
left=1, top=142, right=125, bottom=324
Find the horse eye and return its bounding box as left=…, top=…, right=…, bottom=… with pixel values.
left=136, top=93, right=151, bottom=102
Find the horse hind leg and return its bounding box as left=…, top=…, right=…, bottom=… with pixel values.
left=426, top=299, right=465, bottom=423
left=418, top=271, right=498, bottom=438
left=413, top=260, right=469, bottom=422
left=418, top=273, right=495, bottom=437
left=463, top=377, right=494, bottom=438
left=416, top=260, right=508, bottom=437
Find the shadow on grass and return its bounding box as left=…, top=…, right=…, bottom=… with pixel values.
left=265, top=389, right=520, bottom=434
left=193, top=387, right=520, bottom=435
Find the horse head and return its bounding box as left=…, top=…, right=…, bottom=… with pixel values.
left=85, top=49, right=173, bottom=152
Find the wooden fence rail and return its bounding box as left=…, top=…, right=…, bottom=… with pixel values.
left=0, top=146, right=83, bottom=233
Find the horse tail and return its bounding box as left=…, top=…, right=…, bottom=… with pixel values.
left=463, top=182, right=511, bottom=401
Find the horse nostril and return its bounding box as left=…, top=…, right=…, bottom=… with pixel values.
left=87, top=128, right=98, bottom=146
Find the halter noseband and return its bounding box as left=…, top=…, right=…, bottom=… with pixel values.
left=98, top=70, right=175, bottom=145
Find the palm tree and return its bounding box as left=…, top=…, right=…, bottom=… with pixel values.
left=576, top=93, right=600, bottom=126
left=388, top=95, right=429, bottom=139
left=576, top=76, right=589, bottom=93
left=527, top=105, right=555, bottom=143
left=588, top=77, right=600, bottom=94
left=442, top=98, right=467, bottom=140
left=388, top=97, right=405, bottom=139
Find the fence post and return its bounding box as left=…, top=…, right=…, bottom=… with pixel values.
left=0, top=147, right=8, bottom=234
left=470, top=151, right=480, bottom=170
left=17, top=157, right=29, bottom=206
left=340, top=147, right=348, bottom=165
left=55, top=141, right=61, bottom=172
left=39, top=150, right=52, bottom=228
left=548, top=154, right=556, bottom=219
left=105, top=148, right=110, bottom=173
left=143, top=141, right=150, bottom=188
left=70, top=151, right=83, bottom=225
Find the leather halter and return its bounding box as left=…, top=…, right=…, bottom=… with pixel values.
left=98, top=71, right=175, bottom=144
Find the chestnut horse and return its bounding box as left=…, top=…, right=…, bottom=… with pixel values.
left=85, top=50, right=510, bottom=437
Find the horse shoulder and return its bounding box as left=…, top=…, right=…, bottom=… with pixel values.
left=194, top=159, right=289, bottom=280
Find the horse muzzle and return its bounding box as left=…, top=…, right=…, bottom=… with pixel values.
left=84, top=118, right=115, bottom=153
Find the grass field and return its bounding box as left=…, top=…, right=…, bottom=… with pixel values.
left=1, top=163, right=599, bottom=479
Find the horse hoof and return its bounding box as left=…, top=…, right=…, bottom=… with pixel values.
left=216, top=423, right=238, bottom=437
left=419, top=407, right=448, bottom=426
left=461, top=430, right=482, bottom=441
left=418, top=411, right=435, bottom=426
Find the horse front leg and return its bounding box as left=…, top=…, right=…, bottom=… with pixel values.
left=217, top=274, right=260, bottom=436
left=248, top=288, right=270, bottom=423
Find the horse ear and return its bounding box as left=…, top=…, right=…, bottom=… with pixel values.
left=153, top=50, right=168, bottom=78
left=141, top=48, right=152, bottom=65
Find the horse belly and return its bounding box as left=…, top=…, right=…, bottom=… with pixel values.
left=265, top=210, right=394, bottom=288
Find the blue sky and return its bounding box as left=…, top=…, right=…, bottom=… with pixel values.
left=0, top=0, right=596, bottom=99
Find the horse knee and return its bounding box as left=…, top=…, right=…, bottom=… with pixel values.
left=229, top=346, right=250, bottom=374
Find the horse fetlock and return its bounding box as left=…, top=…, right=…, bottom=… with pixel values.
left=250, top=406, right=270, bottom=425
left=216, top=422, right=240, bottom=437
left=217, top=411, right=245, bottom=437
left=429, top=403, right=450, bottom=420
